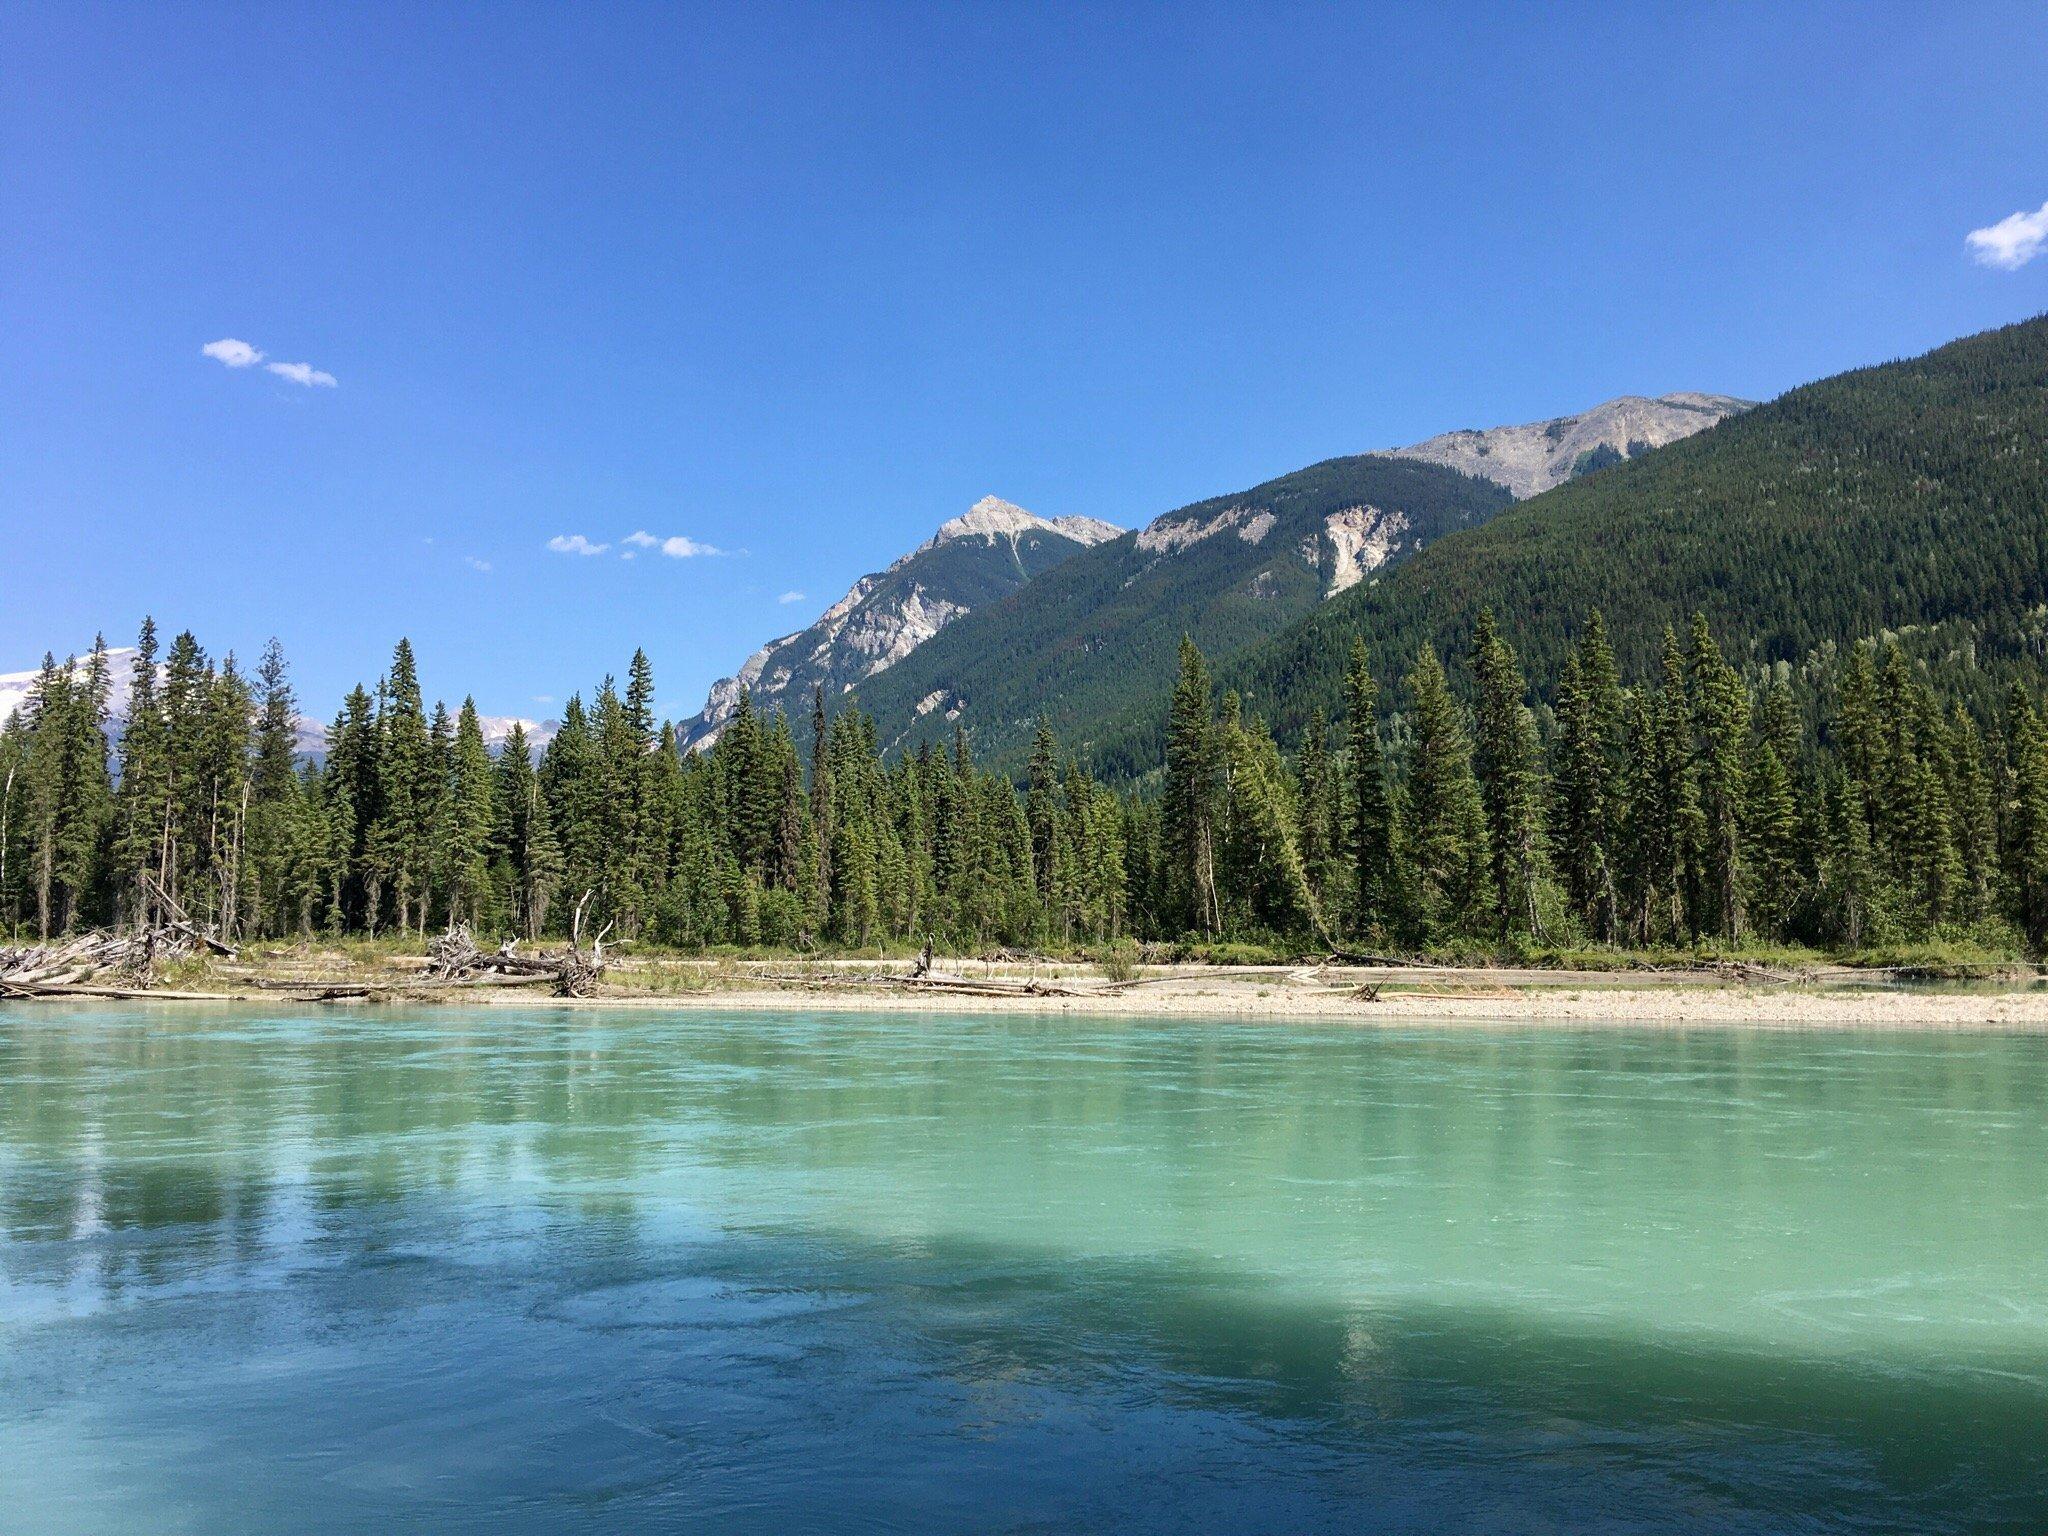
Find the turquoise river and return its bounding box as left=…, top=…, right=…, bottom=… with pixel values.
left=1, top=1003, right=2044, bottom=1532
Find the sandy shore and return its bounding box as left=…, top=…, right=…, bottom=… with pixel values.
left=17, top=957, right=2048, bottom=1029
left=411, top=959, right=2048, bottom=1029
left=567, top=979, right=2048, bottom=1029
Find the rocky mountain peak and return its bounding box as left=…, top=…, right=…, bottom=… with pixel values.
left=923, top=496, right=1123, bottom=553
left=1385, top=391, right=1753, bottom=500
left=680, top=496, right=1124, bottom=750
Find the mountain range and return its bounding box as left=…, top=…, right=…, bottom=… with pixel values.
left=29, top=306, right=2045, bottom=788
left=683, top=391, right=1749, bottom=764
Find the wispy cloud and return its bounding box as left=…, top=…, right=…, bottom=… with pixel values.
left=202, top=337, right=263, bottom=368
left=1967, top=200, right=2048, bottom=270
left=622, top=529, right=723, bottom=559
left=465, top=556, right=493, bottom=573
left=657, top=535, right=721, bottom=558
left=547, top=534, right=610, bottom=556
left=266, top=360, right=338, bottom=388
left=202, top=337, right=338, bottom=386
left=778, top=590, right=806, bottom=604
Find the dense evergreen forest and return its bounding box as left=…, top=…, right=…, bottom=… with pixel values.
left=1079, top=314, right=2048, bottom=776
left=8, top=605, right=2048, bottom=960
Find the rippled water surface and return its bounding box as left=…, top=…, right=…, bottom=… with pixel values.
left=2, top=1003, right=2044, bottom=1533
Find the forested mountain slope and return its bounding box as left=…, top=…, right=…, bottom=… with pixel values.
left=1065, top=313, right=2048, bottom=770
left=845, top=455, right=1513, bottom=766
left=1204, top=313, right=2048, bottom=753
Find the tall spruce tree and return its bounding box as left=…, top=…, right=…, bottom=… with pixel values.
left=1550, top=613, right=1625, bottom=942
left=1403, top=644, right=1493, bottom=940
left=1686, top=615, right=1749, bottom=942
left=1342, top=638, right=1396, bottom=941
left=1163, top=637, right=1221, bottom=936
left=1470, top=611, right=1546, bottom=941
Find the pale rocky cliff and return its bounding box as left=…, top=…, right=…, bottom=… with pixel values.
left=1386, top=392, right=1752, bottom=500
left=680, top=497, right=1122, bottom=750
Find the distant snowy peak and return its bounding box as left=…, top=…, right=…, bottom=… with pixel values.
left=1386, top=392, right=1753, bottom=500
left=0, top=648, right=142, bottom=730
left=1, top=648, right=552, bottom=758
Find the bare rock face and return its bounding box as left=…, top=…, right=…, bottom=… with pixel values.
left=1385, top=392, right=1752, bottom=500
left=680, top=497, right=1123, bottom=751
left=1316, top=505, right=1412, bottom=596
left=1134, top=503, right=1278, bottom=555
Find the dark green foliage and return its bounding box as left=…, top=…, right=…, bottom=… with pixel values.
left=1402, top=645, right=1494, bottom=939
left=1471, top=612, right=1547, bottom=939
left=1224, top=314, right=2048, bottom=752
left=8, top=601, right=2048, bottom=958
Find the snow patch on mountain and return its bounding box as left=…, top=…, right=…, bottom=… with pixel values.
left=2, top=649, right=552, bottom=758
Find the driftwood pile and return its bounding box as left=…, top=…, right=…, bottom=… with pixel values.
left=0, top=882, right=240, bottom=1001
left=419, top=894, right=613, bottom=999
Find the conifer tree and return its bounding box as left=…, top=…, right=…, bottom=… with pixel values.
left=1025, top=719, right=1062, bottom=904
left=1403, top=644, right=1493, bottom=940
left=1816, top=766, right=1883, bottom=950
left=1163, top=637, right=1221, bottom=936
left=539, top=693, right=601, bottom=920
left=2002, top=687, right=2048, bottom=949
left=247, top=639, right=303, bottom=936
left=493, top=722, right=561, bottom=939
left=20, top=654, right=70, bottom=936
left=441, top=699, right=497, bottom=927
left=370, top=640, right=433, bottom=934
left=111, top=619, right=168, bottom=928
left=1342, top=638, right=1396, bottom=941
left=1470, top=611, right=1546, bottom=941
left=323, top=686, right=378, bottom=930
left=1295, top=707, right=1340, bottom=915
left=1943, top=703, right=1997, bottom=923
left=1743, top=683, right=1802, bottom=938
left=806, top=686, right=834, bottom=933
left=1550, top=613, right=1624, bottom=942
left=1686, top=614, right=1749, bottom=941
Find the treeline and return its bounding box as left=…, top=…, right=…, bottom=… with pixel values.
left=6, top=609, right=2048, bottom=956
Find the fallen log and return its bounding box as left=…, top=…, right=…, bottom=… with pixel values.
left=6, top=983, right=245, bottom=1002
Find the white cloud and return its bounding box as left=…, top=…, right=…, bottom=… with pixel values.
left=533, top=694, right=555, bottom=706
left=202, top=337, right=264, bottom=368
left=778, top=590, right=806, bottom=604
left=623, top=531, right=659, bottom=549
left=465, top=556, right=492, bottom=573
left=1967, top=201, right=2048, bottom=270
left=266, top=360, right=338, bottom=388
left=547, top=534, right=610, bottom=556
left=659, top=535, right=721, bottom=558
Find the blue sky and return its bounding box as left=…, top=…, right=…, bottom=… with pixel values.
left=4, top=2, right=2047, bottom=725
